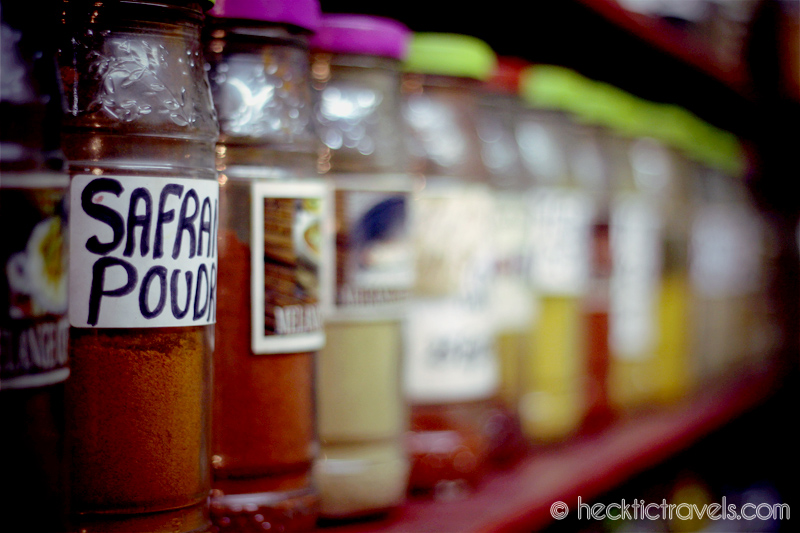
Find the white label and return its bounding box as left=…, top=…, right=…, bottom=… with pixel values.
left=691, top=205, right=763, bottom=297
left=250, top=180, right=328, bottom=354
left=413, top=181, right=494, bottom=302
left=405, top=180, right=498, bottom=402
left=528, top=187, right=592, bottom=295
left=404, top=299, right=498, bottom=403
left=491, top=192, right=534, bottom=331
left=69, top=175, right=219, bottom=328
left=609, top=195, right=662, bottom=360
left=328, top=174, right=414, bottom=321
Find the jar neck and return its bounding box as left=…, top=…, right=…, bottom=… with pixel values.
left=205, top=20, right=311, bottom=48
left=311, top=52, right=404, bottom=85
left=61, top=0, right=207, bottom=28
left=205, top=22, right=317, bottom=160
left=310, top=52, right=407, bottom=173
left=404, top=73, right=486, bottom=94
left=58, top=0, right=218, bottom=170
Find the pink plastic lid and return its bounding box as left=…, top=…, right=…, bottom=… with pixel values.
left=309, top=14, right=410, bottom=60
left=209, top=0, right=321, bottom=33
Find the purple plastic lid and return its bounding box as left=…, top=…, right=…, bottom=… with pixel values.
left=209, top=0, right=322, bottom=33
left=309, top=14, right=411, bottom=60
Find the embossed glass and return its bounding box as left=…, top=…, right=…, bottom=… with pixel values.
left=58, top=1, right=217, bottom=532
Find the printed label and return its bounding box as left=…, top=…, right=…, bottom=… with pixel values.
left=528, top=187, right=592, bottom=295
left=414, top=181, right=494, bottom=303
left=69, top=175, right=219, bottom=328
left=691, top=205, right=763, bottom=298
left=404, top=299, right=498, bottom=403
left=610, top=196, right=662, bottom=360
left=1, top=173, right=70, bottom=388
left=250, top=180, right=328, bottom=353
left=491, top=192, right=534, bottom=331
left=405, top=180, right=498, bottom=402
left=330, top=174, right=414, bottom=320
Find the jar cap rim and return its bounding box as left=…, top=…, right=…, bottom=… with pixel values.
left=309, top=14, right=411, bottom=60
left=208, top=0, right=321, bottom=32
left=404, top=33, right=496, bottom=81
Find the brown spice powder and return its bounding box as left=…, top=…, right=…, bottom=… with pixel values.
left=66, top=326, right=211, bottom=513
left=212, top=229, right=315, bottom=491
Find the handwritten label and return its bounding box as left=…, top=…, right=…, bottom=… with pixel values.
left=491, top=192, right=534, bottom=331
left=69, top=175, right=219, bottom=328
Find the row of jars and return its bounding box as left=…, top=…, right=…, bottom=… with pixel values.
left=0, top=0, right=776, bottom=531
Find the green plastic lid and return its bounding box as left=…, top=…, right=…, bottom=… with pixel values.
left=404, top=33, right=497, bottom=81
left=578, top=81, right=640, bottom=131
left=520, top=65, right=746, bottom=176
left=651, top=104, right=745, bottom=176
left=519, top=64, right=589, bottom=112
left=519, top=64, right=632, bottom=130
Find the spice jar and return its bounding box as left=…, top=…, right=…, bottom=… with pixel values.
left=603, top=128, right=664, bottom=412
left=690, top=162, right=764, bottom=381
left=517, top=66, right=596, bottom=442
left=566, top=120, right=611, bottom=431
left=638, top=136, right=692, bottom=405
left=309, top=14, right=413, bottom=519
left=624, top=104, right=694, bottom=406
left=401, top=33, right=499, bottom=496
left=58, top=1, right=218, bottom=531
left=1, top=1, right=68, bottom=530
left=203, top=0, right=323, bottom=530
left=475, top=56, right=533, bottom=464
left=569, top=85, right=663, bottom=413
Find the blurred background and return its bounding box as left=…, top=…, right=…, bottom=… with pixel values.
left=315, top=0, right=800, bottom=531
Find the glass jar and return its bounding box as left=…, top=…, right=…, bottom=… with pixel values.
left=623, top=100, right=697, bottom=403
left=401, top=33, right=499, bottom=496
left=603, top=126, right=664, bottom=412
left=475, top=56, right=533, bottom=464
left=517, top=65, right=597, bottom=442
left=569, top=84, right=672, bottom=414
left=690, top=162, right=765, bottom=382
left=203, top=0, right=322, bottom=531
left=1, top=1, right=68, bottom=531
left=58, top=1, right=218, bottom=531
left=565, top=119, right=612, bottom=429
left=625, top=113, right=694, bottom=406
left=309, top=15, right=413, bottom=519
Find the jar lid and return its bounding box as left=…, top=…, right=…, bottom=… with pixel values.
left=486, top=56, right=529, bottom=95
left=520, top=64, right=591, bottom=113
left=404, top=33, right=496, bottom=81
left=209, top=0, right=321, bottom=33
left=309, top=14, right=410, bottom=60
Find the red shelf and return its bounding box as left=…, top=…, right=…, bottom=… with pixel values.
left=320, top=366, right=779, bottom=533
left=576, top=0, right=751, bottom=95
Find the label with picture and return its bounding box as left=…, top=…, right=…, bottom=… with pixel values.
left=328, top=174, right=414, bottom=321
left=251, top=179, right=329, bottom=354
left=2, top=173, right=70, bottom=389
